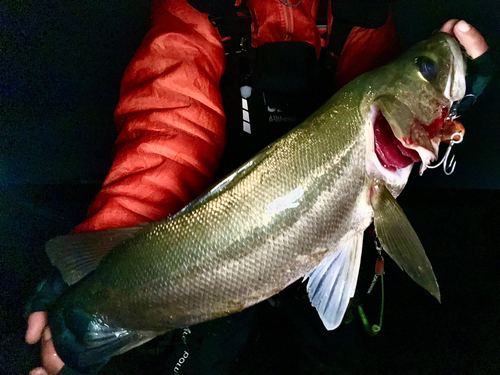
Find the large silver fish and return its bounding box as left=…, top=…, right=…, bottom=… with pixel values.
left=45, top=33, right=466, bottom=372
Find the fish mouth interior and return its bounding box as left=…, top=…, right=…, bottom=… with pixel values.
left=373, top=107, right=449, bottom=172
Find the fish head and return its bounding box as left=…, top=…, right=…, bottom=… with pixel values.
left=365, top=32, right=467, bottom=193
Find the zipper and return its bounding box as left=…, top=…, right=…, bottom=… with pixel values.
left=281, top=0, right=301, bottom=40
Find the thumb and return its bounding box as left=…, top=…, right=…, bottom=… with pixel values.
left=453, top=20, right=489, bottom=59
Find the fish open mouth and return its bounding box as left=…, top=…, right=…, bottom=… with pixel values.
left=373, top=109, right=422, bottom=172
left=373, top=106, right=462, bottom=173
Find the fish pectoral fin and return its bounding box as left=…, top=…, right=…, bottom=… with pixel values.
left=46, top=226, right=145, bottom=285
left=371, top=184, right=441, bottom=302
left=304, top=234, right=363, bottom=330
left=49, top=308, right=159, bottom=374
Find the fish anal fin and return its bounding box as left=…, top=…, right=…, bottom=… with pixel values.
left=46, top=226, right=145, bottom=285
left=304, top=234, right=363, bottom=330
left=371, top=184, right=441, bottom=302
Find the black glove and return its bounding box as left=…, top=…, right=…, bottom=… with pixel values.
left=25, top=268, right=69, bottom=315
left=453, top=51, right=496, bottom=116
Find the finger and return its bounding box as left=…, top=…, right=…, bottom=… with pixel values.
left=440, top=19, right=459, bottom=34
left=453, top=20, right=489, bottom=59
left=29, top=367, right=49, bottom=375
left=41, top=327, right=65, bottom=374
left=26, top=311, right=48, bottom=344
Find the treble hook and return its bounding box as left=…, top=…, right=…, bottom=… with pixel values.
left=427, top=132, right=464, bottom=175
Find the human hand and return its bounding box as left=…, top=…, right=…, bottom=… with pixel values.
left=26, top=312, right=65, bottom=375
left=440, top=19, right=489, bottom=59
left=25, top=270, right=68, bottom=374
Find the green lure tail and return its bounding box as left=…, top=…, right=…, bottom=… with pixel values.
left=358, top=273, right=385, bottom=337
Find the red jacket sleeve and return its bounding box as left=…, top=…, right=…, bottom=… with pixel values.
left=74, top=0, right=399, bottom=234
left=73, top=0, right=226, bottom=233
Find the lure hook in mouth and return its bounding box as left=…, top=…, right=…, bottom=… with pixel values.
left=427, top=131, right=464, bottom=175
left=374, top=103, right=466, bottom=175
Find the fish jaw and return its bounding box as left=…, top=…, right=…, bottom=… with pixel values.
left=365, top=32, right=466, bottom=176
left=374, top=98, right=448, bottom=174
left=441, top=33, right=467, bottom=103
left=365, top=100, right=452, bottom=194
left=370, top=95, right=463, bottom=177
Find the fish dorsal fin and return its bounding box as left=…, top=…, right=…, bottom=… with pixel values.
left=304, top=234, right=363, bottom=330
left=46, top=226, right=145, bottom=285
left=371, top=184, right=441, bottom=302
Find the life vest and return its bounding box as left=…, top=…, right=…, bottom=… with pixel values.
left=189, top=0, right=401, bottom=176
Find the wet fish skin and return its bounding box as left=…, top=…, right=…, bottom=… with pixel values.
left=45, top=33, right=465, bottom=370
left=58, top=86, right=371, bottom=331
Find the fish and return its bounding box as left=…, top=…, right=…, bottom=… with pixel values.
left=43, top=32, right=466, bottom=373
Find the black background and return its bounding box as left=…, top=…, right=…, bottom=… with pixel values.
left=1, top=1, right=499, bottom=374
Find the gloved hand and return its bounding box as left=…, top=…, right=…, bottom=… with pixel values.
left=440, top=20, right=495, bottom=116
left=25, top=270, right=68, bottom=375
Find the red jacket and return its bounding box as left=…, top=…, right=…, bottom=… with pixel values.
left=73, top=0, right=400, bottom=234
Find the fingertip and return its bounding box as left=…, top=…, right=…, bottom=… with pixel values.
left=26, top=312, right=48, bottom=344
left=43, top=327, right=53, bottom=342
left=453, top=20, right=489, bottom=59
left=29, top=368, right=48, bottom=375
left=455, top=20, right=470, bottom=33
left=440, top=19, right=459, bottom=34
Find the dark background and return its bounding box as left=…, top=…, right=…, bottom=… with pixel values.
left=1, top=0, right=499, bottom=374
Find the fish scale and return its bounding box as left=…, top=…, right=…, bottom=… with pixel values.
left=57, top=92, right=369, bottom=332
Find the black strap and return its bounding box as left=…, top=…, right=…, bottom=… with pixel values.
left=327, top=0, right=393, bottom=56
left=455, top=51, right=497, bottom=115
left=332, top=0, right=392, bottom=29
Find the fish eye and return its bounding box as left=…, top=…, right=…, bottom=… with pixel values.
left=415, top=56, right=439, bottom=81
